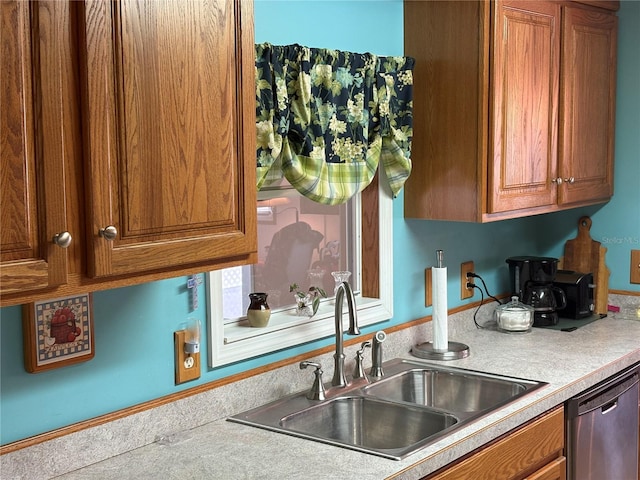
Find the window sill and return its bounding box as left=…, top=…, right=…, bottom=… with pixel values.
left=224, top=296, right=385, bottom=344
left=208, top=286, right=392, bottom=367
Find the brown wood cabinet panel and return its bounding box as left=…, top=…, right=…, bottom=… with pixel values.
left=2, top=0, right=257, bottom=305
left=404, top=0, right=490, bottom=222
left=559, top=4, right=617, bottom=205
left=1, top=1, right=69, bottom=295
left=572, top=1, right=619, bottom=11
left=525, top=456, right=567, bottom=480
left=404, top=0, right=617, bottom=223
left=489, top=1, right=560, bottom=213
left=427, top=407, right=565, bottom=480
left=79, top=0, right=256, bottom=277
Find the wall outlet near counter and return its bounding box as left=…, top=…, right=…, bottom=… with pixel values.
left=461, top=261, right=475, bottom=300
left=174, top=330, right=201, bottom=384
left=631, top=250, right=640, bottom=284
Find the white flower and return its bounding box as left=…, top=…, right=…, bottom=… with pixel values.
left=275, top=78, right=288, bottom=110
left=329, top=115, right=347, bottom=135
left=347, top=93, right=365, bottom=123
left=313, top=64, right=333, bottom=87
left=379, top=100, right=390, bottom=117
left=256, top=120, right=275, bottom=150
left=393, top=128, right=408, bottom=143
left=309, top=145, right=326, bottom=162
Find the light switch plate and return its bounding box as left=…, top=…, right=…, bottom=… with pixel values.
left=631, top=250, right=640, bottom=284
left=174, top=330, right=201, bottom=384
left=425, top=268, right=432, bottom=307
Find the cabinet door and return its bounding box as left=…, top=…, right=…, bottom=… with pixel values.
left=80, top=0, right=256, bottom=277
left=525, top=457, right=567, bottom=480
left=559, top=5, right=617, bottom=205
left=426, top=407, right=565, bottom=480
left=1, top=1, right=69, bottom=295
left=488, top=1, right=561, bottom=214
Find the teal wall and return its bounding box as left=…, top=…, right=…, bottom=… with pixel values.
left=1, top=0, right=638, bottom=446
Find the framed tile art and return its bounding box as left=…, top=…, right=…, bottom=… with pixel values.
left=23, top=293, right=94, bottom=373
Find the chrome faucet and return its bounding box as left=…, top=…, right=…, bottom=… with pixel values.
left=331, top=281, right=360, bottom=387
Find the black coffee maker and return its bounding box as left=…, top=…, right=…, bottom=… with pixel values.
left=506, top=256, right=567, bottom=327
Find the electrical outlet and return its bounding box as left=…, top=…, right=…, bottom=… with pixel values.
left=631, top=250, right=640, bottom=284
left=174, top=330, right=201, bottom=384
left=461, top=261, right=475, bottom=299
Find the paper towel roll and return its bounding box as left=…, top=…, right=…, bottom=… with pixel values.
left=432, top=266, right=448, bottom=351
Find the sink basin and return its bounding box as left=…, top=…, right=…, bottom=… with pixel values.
left=281, top=396, right=457, bottom=456
left=363, top=367, right=531, bottom=413
left=229, top=358, right=546, bottom=460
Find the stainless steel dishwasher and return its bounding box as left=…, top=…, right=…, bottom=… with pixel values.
left=566, top=363, right=639, bottom=480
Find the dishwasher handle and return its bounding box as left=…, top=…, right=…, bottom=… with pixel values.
left=575, top=372, right=639, bottom=417
left=600, top=399, right=618, bottom=415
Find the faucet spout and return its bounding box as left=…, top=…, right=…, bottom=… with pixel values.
left=332, top=281, right=360, bottom=387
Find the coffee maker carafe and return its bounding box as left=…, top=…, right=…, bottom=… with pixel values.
left=506, top=256, right=567, bottom=327
left=522, top=282, right=567, bottom=326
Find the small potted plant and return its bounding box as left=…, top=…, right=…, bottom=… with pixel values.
left=290, top=283, right=327, bottom=317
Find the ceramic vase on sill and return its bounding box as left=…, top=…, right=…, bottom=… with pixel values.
left=247, top=292, right=271, bottom=327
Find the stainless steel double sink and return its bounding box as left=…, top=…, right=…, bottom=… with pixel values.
left=228, top=358, right=546, bottom=460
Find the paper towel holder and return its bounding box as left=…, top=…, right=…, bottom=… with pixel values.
left=411, top=250, right=470, bottom=360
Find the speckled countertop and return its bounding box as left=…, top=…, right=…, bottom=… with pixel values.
left=51, top=303, right=640, bottom=480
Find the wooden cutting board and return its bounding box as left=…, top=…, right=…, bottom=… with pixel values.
left=562, top=216, right=609, bottom=314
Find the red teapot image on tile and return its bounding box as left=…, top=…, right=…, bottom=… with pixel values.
left=48, top=306, right=82, bottom=345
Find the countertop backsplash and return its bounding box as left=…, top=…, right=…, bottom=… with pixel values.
left=1, top=293, right=638, bottom=480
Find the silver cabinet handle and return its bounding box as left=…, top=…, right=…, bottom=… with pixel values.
left=99, top=225, right=118, bottom=241
left=52, top=231, right=72, bottom=248
left=552, top=177, right=563, bottom=184
left=564, top=177, right=575, bottom=184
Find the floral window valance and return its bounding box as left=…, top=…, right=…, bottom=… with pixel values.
left=255, top=43, right=415, bottom=205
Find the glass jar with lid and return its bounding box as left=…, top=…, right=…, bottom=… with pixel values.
left=495, top=296, right=534, bottom=333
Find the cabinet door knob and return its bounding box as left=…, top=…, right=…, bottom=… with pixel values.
left=99, top=225, right=118, bottom=241
left=52, top=231, right=72, bottom=248
left=552, top=177, right=563, bottom=184
left=564, top=177, right=575, bottom=184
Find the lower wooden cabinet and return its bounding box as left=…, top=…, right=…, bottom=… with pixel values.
left=525, top=457, right=566, bottom=480
left=426, top=406, right=565, bottom=480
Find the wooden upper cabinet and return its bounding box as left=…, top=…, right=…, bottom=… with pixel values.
left=404, top=0, right=617, bottom=223
left=559, top=4, right=617, bottom=205
left=79, top=0, right=256, bottom=277
left=1, top=1, right=70, bottom=295
left=489, top=1, right=560, bottom=214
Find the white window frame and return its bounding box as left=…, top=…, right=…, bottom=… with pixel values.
left=206, top=179, right=393, bottom=367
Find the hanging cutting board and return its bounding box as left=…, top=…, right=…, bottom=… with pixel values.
left=562, top=216, right=609, bottom=314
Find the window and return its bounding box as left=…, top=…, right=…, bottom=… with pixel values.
left=206, top=175, right=393, bottom=367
